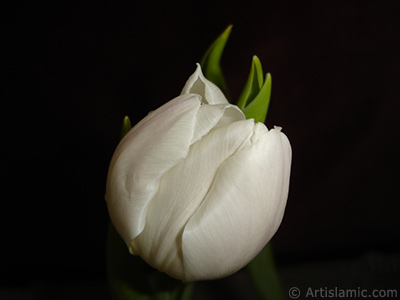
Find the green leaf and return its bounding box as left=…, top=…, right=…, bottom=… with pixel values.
left=241, top=59, right=285, bottom=300
left=242, top=72, right=272, bottom=123
left=237, top=56, right=264, bottom=110
left=107, top=222, right=193, bottom=300
left=107, top=222, right=150, bottom=300
left=120, top=116, right=132, bottom=139
left=247, top=243, right=286, bottom=300
left=200, top=25, right=232, bottom=97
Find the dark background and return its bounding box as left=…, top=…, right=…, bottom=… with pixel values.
left=2, top=1, right=400, bottom=299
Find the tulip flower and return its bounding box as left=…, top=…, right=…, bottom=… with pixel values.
left=105, top=64, right=291, bottom=282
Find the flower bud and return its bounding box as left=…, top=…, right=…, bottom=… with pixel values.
left=105, top=64, right=291, bottom=282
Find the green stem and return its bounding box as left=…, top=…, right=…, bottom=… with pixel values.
left=247, top=244, right=286, bottom=300
left=107, top=222, right=193, bottom=300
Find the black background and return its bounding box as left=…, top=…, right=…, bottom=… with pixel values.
left=2, top=0, right=400, bottom=298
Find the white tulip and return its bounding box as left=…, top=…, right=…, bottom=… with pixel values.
left=105, top=64, right=291, bottom=282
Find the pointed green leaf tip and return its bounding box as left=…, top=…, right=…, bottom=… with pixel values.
left=237, top=56, right=272, bottom=124
left=120, top=116, right=132, bottom=139
left=200, top=25, right=232, bottom=97
left=237, top=56, right=264, bottom=109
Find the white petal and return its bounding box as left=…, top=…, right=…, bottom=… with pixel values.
left=105, top=94, right=202, bottom=246
left=181, top=63, right=228, bottom=105
left=130, top=119, right=256, bottom=280
left=182, top=124, right=292, bottom=281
